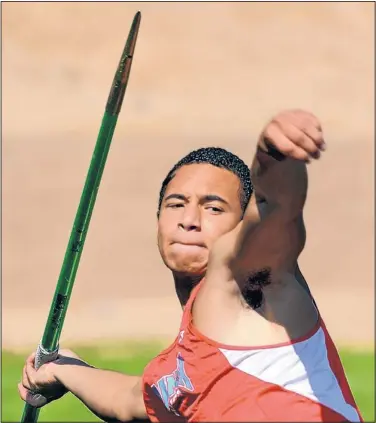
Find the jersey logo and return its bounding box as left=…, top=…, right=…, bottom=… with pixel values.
left=151, top=352, right=194, bottom=416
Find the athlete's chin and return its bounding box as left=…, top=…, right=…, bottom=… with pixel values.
left=167, top=254, right=208, bottom=275
left=175, top=263, right=207, bottom=276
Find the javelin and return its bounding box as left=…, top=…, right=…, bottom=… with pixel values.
left=21, top=11, right=141, bottom=423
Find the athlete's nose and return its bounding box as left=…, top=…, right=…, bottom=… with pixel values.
left=178, top=205, right=201, bottom=232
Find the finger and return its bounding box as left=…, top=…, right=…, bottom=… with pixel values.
left=288, top=110, right=326, bottom=150
left=289, top=145, right=313, bottom=162
left=278, top=121, right=321, bottom=159
left=26, top=352, right=36, bottom=369
left=18, top=382, right=29, bottom=401
left=22, top=365, right=32, bottom=390
left=287, top=109, right=322, bottom=130
left=301, top=125, right=326, bottom=150
left=264, top=123, right=311, bottom=162
left=25, top=360, right=37, bottom=389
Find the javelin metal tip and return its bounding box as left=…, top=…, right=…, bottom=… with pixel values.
left=105, top=10, right=141, bottom=115
left=133, top=11, right=141, bottom=24
left=128, top=12, right=141, bottom=56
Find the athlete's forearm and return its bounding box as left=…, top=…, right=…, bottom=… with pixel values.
left=248, top=143, right=308, bottom=216
left=51, top=362, right=144, bottom=422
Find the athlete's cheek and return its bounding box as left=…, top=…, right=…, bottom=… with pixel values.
left=202, top=217, right=226, bottom=237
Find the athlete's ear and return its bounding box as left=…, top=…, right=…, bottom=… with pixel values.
left=156, top=217, right=160, bottom=238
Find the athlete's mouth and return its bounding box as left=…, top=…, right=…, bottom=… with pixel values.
left=172, top=241, right=206, bottom=248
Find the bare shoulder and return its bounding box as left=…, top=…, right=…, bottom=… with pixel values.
left=196, top=209, right=312, bottom=344
left=196, top=265, right=318, bottom=346
left=203, top=220, right=314, bottom=329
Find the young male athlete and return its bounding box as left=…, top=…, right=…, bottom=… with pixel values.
left=19, top=109, right=363, bottom=422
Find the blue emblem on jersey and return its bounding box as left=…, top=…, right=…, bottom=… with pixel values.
left=151, top=352, right=194, bottom=415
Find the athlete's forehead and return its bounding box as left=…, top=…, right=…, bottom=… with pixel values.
left=164, top=163, right=241, bottom=202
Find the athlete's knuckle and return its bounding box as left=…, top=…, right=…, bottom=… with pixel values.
left=301, top=152, right=311, bottom=161
left=313, top=132, right=324, bottom=145
left=264, top=121, right=278, bottom=136
left=293, top=133, right=306, bottom=146
left=305, top=142, right=319, bottom=153
left=281, top=144, right=295, bottom=155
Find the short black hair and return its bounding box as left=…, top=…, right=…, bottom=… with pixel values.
left=157, top=147, right=253, bottom=217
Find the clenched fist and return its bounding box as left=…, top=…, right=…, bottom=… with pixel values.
left=18, top=348, right=83, bottom=408
left=259, top=109, right=326, bottom=163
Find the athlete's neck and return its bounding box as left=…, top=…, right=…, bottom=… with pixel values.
left=173, top=273, right=205, bottom=307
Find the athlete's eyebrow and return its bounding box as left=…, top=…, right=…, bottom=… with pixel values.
left=163, top=193, right=230, bottom=206
left=201, top=194, right=229, bottom=206
left=164, top=193, right=188, bottom=202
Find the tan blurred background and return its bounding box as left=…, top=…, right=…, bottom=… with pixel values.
left=2, top=2, right=374, bottom=349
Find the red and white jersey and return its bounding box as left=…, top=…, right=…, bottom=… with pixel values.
left=142, top=282, right=363, bottom=422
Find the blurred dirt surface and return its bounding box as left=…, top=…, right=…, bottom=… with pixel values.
left=2, top=3, right=374, bottom=349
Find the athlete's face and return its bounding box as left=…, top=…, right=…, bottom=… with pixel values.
left=157, top=164, right=243, bottom=276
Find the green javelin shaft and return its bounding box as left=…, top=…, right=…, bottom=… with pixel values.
left=21, top=11, right=141, bottom=423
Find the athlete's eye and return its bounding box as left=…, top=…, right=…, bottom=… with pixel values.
left=167, top=203, right=184, bottom=209
left=206, top=206, right=224, bottom=213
